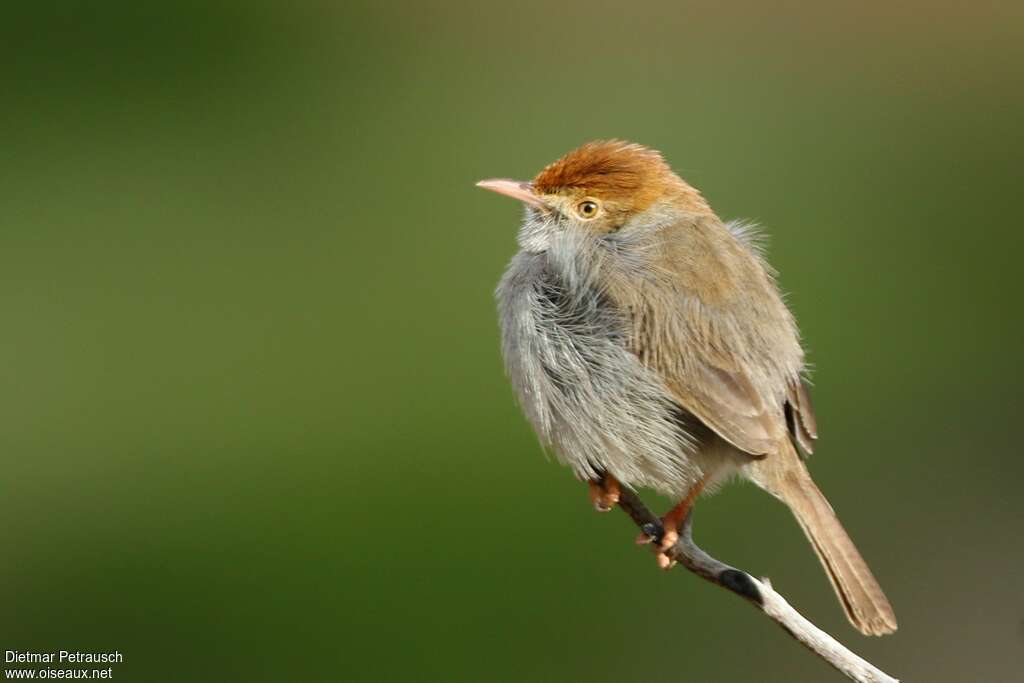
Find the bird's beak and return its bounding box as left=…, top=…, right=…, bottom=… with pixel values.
left=476, top=179, right=549, bottom=210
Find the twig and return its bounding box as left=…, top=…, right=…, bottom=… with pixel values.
left=616, top=487, right=898, bottom=683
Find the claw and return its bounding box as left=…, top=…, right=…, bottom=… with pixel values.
left=644, top=476, right=707, bottom=571
left=588, top=476, right=620, bottom=512
left=653, top=527, right=679, bottom=569
left=659, top=527, right=679, bottom=552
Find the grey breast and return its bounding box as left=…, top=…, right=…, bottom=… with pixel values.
left=495, top=250, right=700, bottom=495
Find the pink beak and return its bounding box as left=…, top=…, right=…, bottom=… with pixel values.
left=476, top=178, right=549, bottom=210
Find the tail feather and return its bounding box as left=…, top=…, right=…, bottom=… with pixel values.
left=754, top=444, right=897, bottom=636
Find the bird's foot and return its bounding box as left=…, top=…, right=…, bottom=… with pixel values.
left=588, top=474, right=621, bottom=512
left=636, top=475, right=708, bottom=570
left=635, top=519, right=680, bottom=569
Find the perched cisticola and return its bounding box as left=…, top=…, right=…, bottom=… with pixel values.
left=479, top=140, right=897, bottom=636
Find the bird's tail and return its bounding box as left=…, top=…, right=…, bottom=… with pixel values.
left=752, top=442, right=898, bottom=636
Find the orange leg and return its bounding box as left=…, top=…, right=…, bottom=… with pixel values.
left=637, top=475, right=708, bottom=569
left=588, top=473, right=621, bottom=512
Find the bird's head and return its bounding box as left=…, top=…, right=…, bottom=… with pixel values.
left=478, top=140, right=712, bottom=250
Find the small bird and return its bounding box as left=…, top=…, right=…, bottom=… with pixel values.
left=478, top=140, right=897, bottom=636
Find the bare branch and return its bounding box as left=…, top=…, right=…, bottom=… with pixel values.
left=617, top=487, right=898, bottom=683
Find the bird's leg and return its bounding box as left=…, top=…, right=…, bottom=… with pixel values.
left=637, top=475, right=708, bottom=569
left=588, top=473, right=621, bottom=512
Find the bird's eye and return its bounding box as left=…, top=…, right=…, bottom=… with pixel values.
left=576, top=200, right=599, bottom=219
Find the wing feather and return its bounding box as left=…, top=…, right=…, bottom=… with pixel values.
left=787, top=378, right=818, bottom=455
left=613, top=215, right=806, bottom=457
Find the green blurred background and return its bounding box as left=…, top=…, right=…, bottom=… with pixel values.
left=2, top=2, right=1022, bottom=681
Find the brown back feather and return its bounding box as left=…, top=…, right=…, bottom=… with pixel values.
left=611, top=214, right=802, bottom=457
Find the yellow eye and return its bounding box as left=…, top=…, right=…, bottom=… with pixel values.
left=576, top=200, right=599, bottom=219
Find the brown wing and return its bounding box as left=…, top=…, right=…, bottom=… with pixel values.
left=659, top=353, right=784, bottom=457
left=618, top=214, right=805, bottom=458
left=787, top=378, right=818, bottom=455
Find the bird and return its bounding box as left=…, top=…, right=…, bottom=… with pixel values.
left=477, top=140, right=897, bottom=636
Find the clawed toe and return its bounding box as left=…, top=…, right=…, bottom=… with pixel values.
left=588, top=476, right=621, bottom=512
left=653, top=527, right=679, bottom=569
left=659, top=527, right=679, bottom=552
left=634, top=520, right=680, bottom=568
left=596, top=490, right=620, bottom=511
left=644, top=477, right=707, bottom=570
left=655, top=551, right=677, bottom=570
